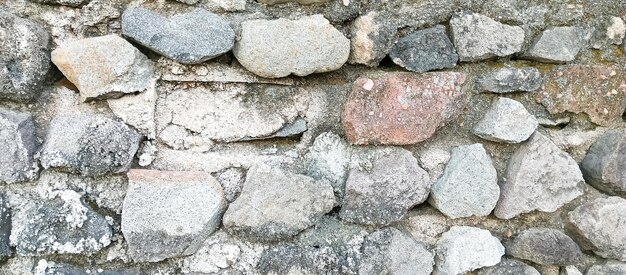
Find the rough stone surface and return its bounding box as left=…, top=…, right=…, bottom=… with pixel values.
left=568, top=196, right=626, bottom=261
left=349, top=11, right=397, bottom=67
left=340, top=147, right=431, bottom=225
left=402, top=207, right=449, bottom=247
left=0, top=108, right=39, bottom=184
left=389, top=25, right=458, bottom=72
left=359, top=228, right=434, bottom=275
left=495, top=132, right=584, bottom=219
left=257, top=0, right=329, bottom=4
left=29, top=0, right=90, bottom=7
left=0, top=194, right=10, bottom=261
left=591, top=16, right=626, bottom=49
left=473, top=97, right=539, bottom=143
left=342, top=72, right=467, bottom=145
left=477, top=258, right=540, bottom=275
left=434, top=226, right=505, bottom=275
left=586, top=260, right=626, bottom=275
left=213, top=167, right=246, bottom=203
left=223, top=165, right=335, bottom=242
left=536, top=65, right=626, bottom=126
left=303, top=132, right=351, bottom=200
left=506, top=228, right=583, bottom=265
left=233, top=15, right=350, bottom=78
left=523, top=26, right=585, bottom=63
left=107, top=80, right=157, bottom=139
left=429, top=144, right=500, bottom=219
left=450, top=12, right=525, bottom=62
left=476, top=67, right=543, bottom=93
left=40, top=114, right=141, bottom=177
left=51, top=34, right=156, bottom=102
left=580, top=129, right=626, bottom=196
left=122, top=8, right=234, bottom=64
left=0, top=9, right=51, bottom=102
left=121, top=169, right=227, bottom=262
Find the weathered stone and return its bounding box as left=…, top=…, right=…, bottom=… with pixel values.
left=0, top=194, right=10, bottom=261
left=476, top=67, right=543, bottom=93
left=477, top=258, right=540, bottom=275
left=51, top=34, right=156, bottom=102
left=29, top=0, right=90, bottom=7
left=340, top=147, right=430, bottom=225
left=506, top=228, right=583, bottom=265
left=402, top=207, right=449, bottom=247
left=0, top=108, right=39, bottom=184
left=586, top=260, right=626, bottom=275
left=122, top=8, right=234, bottom=64
left=304, top=132, right=351, bottom=200
left=495, top=132, right=584, bottom=219
left=568, top=196, right=626, bottom=261
left=223, top=165, right=335, bottom=242
left=213, top=167, right=246, bottom=203
left=389, top=25, right=458, bottom=72
left=40, top=114, right=141, bottom=177
left=434, top=226, right=505, bottom=275
left=359, top=228, right=434, bottom=275
left=10, top=190, right=111, bottom=256
left=341, top=72, right=467, bottom=145
left=561, top=265, right=583, bottom=275
left=121, top=169, right=226, bottom=262
left=523, top=26, right=585, bottom=63
left=233, top=15, right=350, bottom=78
left=580, top=129, right=626, bottom=196
left=174, top=0, right=198, bottom=4
left=258, top=0, right=329, bottom=4
left=349, top=11, right=397, bottom=67
left=450, top=12, right=525, bottom=62
left=107, top=80, right=157, bottom=139
left=0, top=9, right=51, bottom=102
left=429, top=144, right=499, bottom=219
left=591, top=16, right=626, bottom=49
left=536, top=65, right=626, bottom=126
left=473, top=97, right=539, bottom=143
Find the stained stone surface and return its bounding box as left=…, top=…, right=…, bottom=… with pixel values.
left=389, top=25, right=458, bottom=72
left=0, top=108, right=39, bottom=184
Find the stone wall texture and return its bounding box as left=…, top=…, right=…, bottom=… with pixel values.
left=1, top=0, right=626, bottom=274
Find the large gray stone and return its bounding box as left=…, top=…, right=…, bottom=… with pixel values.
left=121, top=169, right=226, bottom=262
left=476, top=67, right=543, bottom=93
left=580, top=129, right=626, bottom=197
left=434, top=226, right=505, bottom=275
left=233, top=15, right=350, bottom=78
left=349, top=11, right=397, bottom=67
left=390, top=25, right=458, bottom=73
left=429, top=144, right=499, bottom=219
left=303, top=132, right=351, bottom=201
left=223, top=165, right=335, bottom=242
left=0, top=9, right=51, bottom=102
left=450, top=12, right=525, bottom=62
left=0, top=108, right=39, bottom=184
left=523, top=26, right=585, bottom=63
left=40, top=114, right=141, bottom=177
left=495, top=133, right=584, bottom=219
left=359, top=228, right=434, bottom=275
left=122, top=8, right=234, bottom=64
left=477, top=258, right=540, bottom=275
left=340, top=147, right=431, bottom=225
left=568, top=196, right=626, bottom=261
left=586, top=260, right=626, bottom=275
left=473, top=97, right=539, bottom=143
left=506, top=228, right=583, bottom=265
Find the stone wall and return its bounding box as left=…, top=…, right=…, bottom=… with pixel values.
left=1, top=0, right=626, bottom=274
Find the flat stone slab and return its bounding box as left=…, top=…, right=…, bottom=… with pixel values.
left=473, top=97, right=538, bottom=143
left=523, top=26, right=585, bottom=63
left=476, top=67, right=543, bottom=93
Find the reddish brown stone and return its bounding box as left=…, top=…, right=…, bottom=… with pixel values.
left=536, top=65, right=626, bottom=126
left=341, top=72, right=467, bottom=145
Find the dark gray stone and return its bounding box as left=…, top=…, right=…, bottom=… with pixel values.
left=390, top=25, right=458, bottom=72
left=359, top=228, right=434, bottom=275
left=506, top=228, right=583, bottom=265
left=477, top=258, right=540, bottom=275
left=0, top=108, right=39, bottom=184
left=28, top=0, right=89, bottom=6
left=0, top=194, right=10, bottom=262
left=581, top=129, right=626, bottom=197
left=349, top=11, right=397, bottom=67
left=477, top=67, right=543, bottom=93
left=523, top=26, right=585, bottom=63
left=122, top=8, right=234, bottom=64
left=0, top=9, right=51, bottom=102
left=36, top=261, right=140, bottom=275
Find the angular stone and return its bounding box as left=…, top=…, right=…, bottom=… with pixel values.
left=0, top=108, right=39, bottom=184
left=389, top=25, right=458, bottom=73
left=429, top=144, right=499, bottom=219
left=51, top=34, right=156, bottom=102
left=213, top=167, right=246, bottom=203
left=29, top=0, right=90, bottom=7
left=495, top=133, right=584, bottom=219
left=477, top=258, right=540, bottom=275
left=121, top=169, right=226, bottom=262
left=342, top=72, right=466, bottom=145
left=402, top=207, right=449, bottom=247
left=223, top=165, right=335, bottom=242
left=233, top=15, right=350, bottom=78
left=359, top=228, right=434, bottom=275
left=450, top=12, right=525, bottom=62
left=568, top=196, right=626, bottom=261
left=10, top=190, right=112, bottom=256
left=506, top=228, right=583, bottom=265
left=536, top=65, right=626, bottom=126
left=581, top=130, right=626, bottom=197
left=122, top=8, right=234, bottom=64
left=340, top=147, right=431, bottom=225
left=586, top=260, right=626, bottom=275
left=523, top=26, right=585, bottom=63
left=561, top=266, right=583, bottom=275
left=40, top=114, right=141, bottom=177
left=473, top=97, right=539, bottom=143
left=107, top=80, right=157, bottom=138
left=257, top=0, right=329, bottom=4
left=0, top=194, right=10, bottom=261
left=591, top=16, right=626, bottom=49
left=0, top=9, right=51, bottom=102
left=476, top=67, right=543, bottom=93
left=303, top=132, right=351, bottom=200
left=434, top=226, right=505, bottom=275
left=349, top=11, right=397, bottom=67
